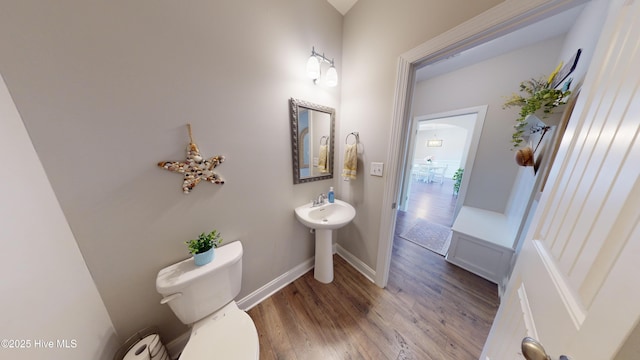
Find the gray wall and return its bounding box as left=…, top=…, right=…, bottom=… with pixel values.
left=0, top=74, right=118, bottom=360
left=412, top=36, right=566, bottom=212
left=0, top=0, right=571, bottom=348
left=0, top=0, right=342, bottom=342
left=336, top=0, right=506, bottom=268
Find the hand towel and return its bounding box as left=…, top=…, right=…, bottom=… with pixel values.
left=318, top=145, right=328, bottom=173
left=342, top=143, right=357, bottom=180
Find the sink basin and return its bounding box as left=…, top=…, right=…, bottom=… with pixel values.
left=294, top=199, right=356, bottom=284
left=294, top=199, right=356, bottom=230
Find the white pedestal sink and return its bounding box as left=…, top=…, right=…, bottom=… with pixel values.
left=294, top=199, right=356, bottom=283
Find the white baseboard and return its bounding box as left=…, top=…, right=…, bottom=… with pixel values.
left=164, top=249, right=376, bottom=358
left=237, top=257, right=315, bottom=311
left=165, top=256, right=314, bottom=358
left=336, top=244, right=376, bottom=283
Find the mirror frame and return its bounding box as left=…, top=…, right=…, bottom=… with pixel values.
left=289, top=98, right=336, bottom=184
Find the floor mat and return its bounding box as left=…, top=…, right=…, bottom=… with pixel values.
left=399, top=218, right=452, bottom=256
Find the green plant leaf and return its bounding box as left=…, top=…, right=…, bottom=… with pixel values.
left=186, top=228, right=223, bottom=254
left=503, top=75, right=570, bottom=150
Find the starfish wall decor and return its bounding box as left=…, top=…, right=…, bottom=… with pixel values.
left=158, top=124, right=225, bottom=194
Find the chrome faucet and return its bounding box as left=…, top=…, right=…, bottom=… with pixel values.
left=312, top=193, right=326, bottom=207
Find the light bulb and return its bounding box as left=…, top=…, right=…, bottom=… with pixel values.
left=306, top=56, right=320, bottom=80
left=325, top=65, right=338, bottom=87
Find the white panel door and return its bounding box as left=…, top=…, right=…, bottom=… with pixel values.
left=481, top=0, right=640, bottom=359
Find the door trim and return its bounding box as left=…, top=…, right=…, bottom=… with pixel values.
left=399, top=106, right=486, bottom=220
left=375, top=0, right=591, bottom=287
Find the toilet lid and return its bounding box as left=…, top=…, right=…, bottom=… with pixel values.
left=179, top=305, right=259, bottom=360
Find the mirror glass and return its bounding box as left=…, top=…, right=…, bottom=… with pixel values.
left=289, top=98, right=335, bottom=184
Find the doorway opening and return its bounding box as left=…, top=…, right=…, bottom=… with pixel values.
left=374, top=1, right=587, bottom=288
left=394, top=108, right=485, bottom=257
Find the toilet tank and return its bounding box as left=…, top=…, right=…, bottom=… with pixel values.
left=156, top=241, right=243, bottom=325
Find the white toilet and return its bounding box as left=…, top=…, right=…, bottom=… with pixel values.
left=156, top=241, right=259, bottom=359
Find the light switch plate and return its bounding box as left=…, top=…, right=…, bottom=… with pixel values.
left=370, top=162, right=384, bottom=177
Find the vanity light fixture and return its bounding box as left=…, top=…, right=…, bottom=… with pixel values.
left=306, top=47, right=338, bottom=87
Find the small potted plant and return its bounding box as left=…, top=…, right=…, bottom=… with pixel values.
left=503, top=64, right=571, bottom=150
left=186, top=229, right=223, bottom=266
left=452, top=168, right=463, bottom=195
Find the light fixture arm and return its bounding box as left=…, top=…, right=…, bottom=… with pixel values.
left=310, top=46, right=334, bottom=66
left=307, top=46, right=338, bottom=87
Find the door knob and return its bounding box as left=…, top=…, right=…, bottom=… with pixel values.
left=521, top=337, right=570, bottom=360
left=522, top=337, right=550, bottom=360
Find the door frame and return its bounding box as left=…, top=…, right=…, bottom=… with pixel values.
left=375, top=0, right=590, bottom=287
left=399, top=106, right=486, bottom=221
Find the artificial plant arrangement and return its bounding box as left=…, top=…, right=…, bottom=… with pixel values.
left=503, top=63, right=571, bottom=150
left=186, top=229, right=223, bottom=255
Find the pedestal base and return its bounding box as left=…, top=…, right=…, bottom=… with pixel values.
left=314, top=229, right=334, bottom=283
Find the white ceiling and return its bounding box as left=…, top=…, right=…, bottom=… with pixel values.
left=325, top=2, right=585, bottom=84
left=327, top=0, right=358, bottom=15
left=415, top=5, right=585, bottom=82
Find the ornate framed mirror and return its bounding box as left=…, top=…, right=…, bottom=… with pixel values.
left=289, top=98, right=335, bottom=184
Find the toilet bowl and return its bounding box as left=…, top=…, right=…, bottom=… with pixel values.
left=156, top=242, right=259, bottom=359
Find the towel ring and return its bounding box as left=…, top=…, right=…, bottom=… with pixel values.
left=345, top=132, right=359, bottom=145
left=320, top=136, right=329, bottom=145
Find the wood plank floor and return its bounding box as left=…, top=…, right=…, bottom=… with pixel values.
left=248, top=179, right=499, bottom=359
left=404, top=178, right=457, bottom=227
